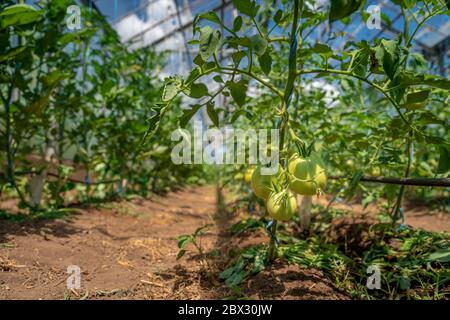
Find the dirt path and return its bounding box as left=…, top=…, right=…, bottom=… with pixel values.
left=0, top=186, right=353, bottom=300
left=3, top=186, right=447, bottom=300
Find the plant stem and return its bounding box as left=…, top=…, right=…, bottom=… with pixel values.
left=296, top=68, right=416, bottom=133
left=392, top=131, right=413, bottom=223
left=267, top=220, right=278, bottom=261
left=268, top=0, right=302, bottom=263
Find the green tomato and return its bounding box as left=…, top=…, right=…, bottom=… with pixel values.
left=251, top=165, right=279, bottom=199
left=288, top=153, right=327, bottom=196
left=267, top=190, right=297, bottom=221
left=369, top=166, right=381, bottom=176
left=244, top=167, right=255, bottom=184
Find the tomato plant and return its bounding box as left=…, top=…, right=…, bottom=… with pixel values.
left=156, top=0, right=449, bottom=261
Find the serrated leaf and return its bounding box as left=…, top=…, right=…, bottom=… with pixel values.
left=199, top=27, right=221, bottom=61
left=162, top=76, right=183, bottom=102
left=375, top=39, right=401, bottom=81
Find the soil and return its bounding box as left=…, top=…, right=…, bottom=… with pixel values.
left=0, top=186, right=448, bottom=300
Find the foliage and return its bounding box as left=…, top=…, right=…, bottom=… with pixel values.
left=0, top=0, right=209, bottom=212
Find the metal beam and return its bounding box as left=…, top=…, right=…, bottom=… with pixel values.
left=129, top=0, right=233, bottom=48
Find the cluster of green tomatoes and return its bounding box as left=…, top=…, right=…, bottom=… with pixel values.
left=244, top=153, right=327, bottom=222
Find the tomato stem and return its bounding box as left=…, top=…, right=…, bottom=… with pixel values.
left=268, top=220, right=278, bottom=262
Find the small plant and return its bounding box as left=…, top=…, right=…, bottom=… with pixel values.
left=176, top=224, right=218, bottom=284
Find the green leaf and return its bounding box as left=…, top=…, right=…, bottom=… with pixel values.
left=227, top=80, right=248, bottom=107
left=250, top=34, right=268, bottom=56
left=274, top=9, right=283, bottom=24
left=426, top=248, right=450, bottom=263
left=437, top=146, right=450, bottom=174
left=258, top=50, right=272, bottom=75
left=329, top=0, right=362, bottom=22
left=199, top=26, right=221, bottom=61
left=176, top=249, right=186, bottom=260
left=398, top=276, right=411, bottom=290
left=233, top=16, right=243, bottom=32
left=397, top=72, right=450, bottom=90
left=232, top=0, right=257, bottom=18
left=345, top=170, right=364, bottom=200
left=231, top=51, right=246, bottom=65
left=0, top=4, right=43, bottom=30
left=162, top=76, right=183, bottom=102
left=193, top=11, right=221, bottom=33
left=312, top=43, right=333, bottom=60
left=375, top=39, right=401, bottom=80
left=404, top=90, right=429, bottom=110
left=213, top=75, right=224, bottom=83
left=177, top=235, right=192, bottom=249
left=206, top=102, right=219, bottom=127
left=179, top=105, right=201, bottom=127
left=406, top=90, right=429, bottom=104
left=193, top=224, right=211, bottom=237
left=184, top=82, right=209, bottom=99
left=0, top=46, right=26, bottom=63
left=312, top=43, right=332, bottom=54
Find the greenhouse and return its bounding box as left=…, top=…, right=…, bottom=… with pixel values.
left=0, top=0, right=449, bottom=303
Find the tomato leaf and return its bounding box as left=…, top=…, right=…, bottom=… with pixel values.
left=258, top=49, right=272, bottom=75
left=233, top=16, right=243, bottom=32
left=426, top=248, right=450, bottom=263
left=250, top=34, right=268, bottom=56
left=232, top=0, right=258, bottom=18
left=0, top=4, right=43, bottom=30
left=184, top=82, right=209, bottom=99
left=227, top=79, right=248, bottom=107
left=199, top=26, right=221, bottom=61
left=206, top=102, right=219, bottom=127
left=329, top=0, right=362, bottom=22
left=162, top=76, right=183, bottom=102
left=437, top=146, right=450, bottom=174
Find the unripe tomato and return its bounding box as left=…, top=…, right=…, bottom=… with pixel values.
left=288, top=153, right=327, bottom=195
left=267, top=190, right=297, bottom=221
left=370, top=167, right=381, bottom=176
left=251, top=165, right=279, bottom=199
left=244, top=168, right=255, bottom=184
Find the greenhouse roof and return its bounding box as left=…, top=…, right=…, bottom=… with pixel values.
left=87, top=0, right=449, bottom=75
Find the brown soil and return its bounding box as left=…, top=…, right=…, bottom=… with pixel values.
left=0, top=186, right=448, bottom=300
